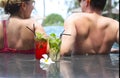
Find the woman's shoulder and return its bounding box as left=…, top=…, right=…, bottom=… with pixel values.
left=12, top=17, right=35, bottom=22
left=10, top=17, right=35, bottom=24
left=9, top=17, right=41, bottom=28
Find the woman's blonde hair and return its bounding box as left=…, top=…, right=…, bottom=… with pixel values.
left=0, top=0, right=21, bottom=7
left=0, top=0, right=7, bottom=8
left=0, top=0, right=34, bottom=8
left=0, top=0, right=34, bottom=15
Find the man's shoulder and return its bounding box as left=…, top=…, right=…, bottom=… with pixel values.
left=101, top=16, right=118, bottom=22
left=69, top=13, right=89, bottom=17
left=67, top=13, right=90, bottom=21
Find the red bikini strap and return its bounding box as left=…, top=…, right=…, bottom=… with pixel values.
left=3, top=20, right=8, bottom=48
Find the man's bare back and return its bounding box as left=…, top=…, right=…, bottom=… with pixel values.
left=60, top=13, right=119, bottom=55
left=60, top=0, right=119, bottom=55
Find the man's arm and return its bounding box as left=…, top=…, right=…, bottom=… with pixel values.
left=112, top=26, right=119, bottom=53
left=60, top=16, right=76, bottom=56
left=111, top=20, right=119, bottom=53
left=116, top=28, right=119, bottom=44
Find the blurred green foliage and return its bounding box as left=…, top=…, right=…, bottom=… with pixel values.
left=42, top=13, right=64, bottom=26
left=103, top=0, right=119, bottom=21
left=67, top=0, right=119, bottom=21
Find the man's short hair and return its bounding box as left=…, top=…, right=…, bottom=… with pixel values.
left=78, top=0, right=107, bottom=11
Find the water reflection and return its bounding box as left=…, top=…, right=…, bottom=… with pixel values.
left=60, top=55, right=119, bottom=78
left=34, top=60, right=47, bottom=78
left=37, top=60, right=61, bottom=78
left=47, top=62, right=61, bottom=78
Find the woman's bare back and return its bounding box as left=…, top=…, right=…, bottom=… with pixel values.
left=0, top=18, right=42, bottom=50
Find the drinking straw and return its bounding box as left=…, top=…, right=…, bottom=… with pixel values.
left=60, top=30, right=71, bottom=39
left=26, top=24, right=36, bottom=37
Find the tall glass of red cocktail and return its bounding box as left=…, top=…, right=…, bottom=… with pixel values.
left=35, top=33, right=48, bottom=60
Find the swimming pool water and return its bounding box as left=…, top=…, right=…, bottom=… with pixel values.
left=44, top=26, right=64, bottom=37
